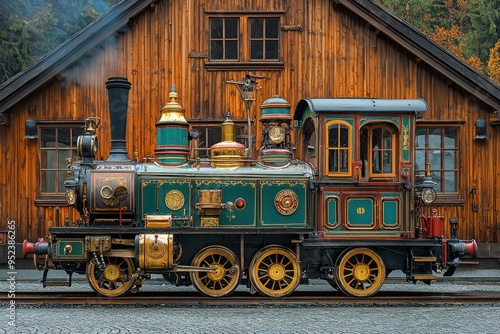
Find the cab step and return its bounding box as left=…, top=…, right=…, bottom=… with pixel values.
left=413, top=256, right=437, bottom=263
left=41, top=268, right=73, bottom=287
left=412, top=274, right=436, bottom=281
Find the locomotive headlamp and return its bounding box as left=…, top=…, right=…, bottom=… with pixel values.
left=268, top=126, right=286, bottom=144
left=419, top=163, right=436, bottom=205
left=77, top=117, right=100, bottom=159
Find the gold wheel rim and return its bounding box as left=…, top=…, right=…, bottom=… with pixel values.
left=86, top=257, right=135, bottom=297
left=249, top=245, right=300, bottom=298
left=189, top=246, right=241, bottom=298
left=335, top=248, right=385, bottom=297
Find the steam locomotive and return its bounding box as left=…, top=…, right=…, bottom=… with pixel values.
left=23, top=77, right=477, bottom=298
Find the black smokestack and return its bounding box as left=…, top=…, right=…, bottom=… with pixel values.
left=105, top=77, right=131, bottom=161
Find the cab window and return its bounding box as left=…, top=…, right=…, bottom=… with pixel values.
left=360, top=124, right=396, bottom=179
left=326, top=120, right=352, bottom=176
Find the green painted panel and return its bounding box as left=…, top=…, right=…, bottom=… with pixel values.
left=402, top=115, right=410, bottom=162
left=53, top=239, right=85, bottom=260
left=260, top=180, right=308, bottom=227
left=140, top=178, right=191, bottom=227
left=381, top=192, right=402, bottom=230
left=382, top=200, right=398, bottom=227
left=346, top=197, right=374, bottom=228
left=326, top=196, right=339, bottom=228
left=141, top=179, right=158, bottom=216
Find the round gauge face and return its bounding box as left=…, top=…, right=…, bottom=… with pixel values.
left=268, top=126, right=286, bottom=144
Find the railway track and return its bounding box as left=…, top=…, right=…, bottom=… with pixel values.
left=4, top=289, right=500, bottom=306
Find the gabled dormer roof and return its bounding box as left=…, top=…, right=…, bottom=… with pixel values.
left=1, top=0, right=499, bottom=115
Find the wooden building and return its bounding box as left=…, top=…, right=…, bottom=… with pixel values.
left=1, top=0, right=500, bottom=265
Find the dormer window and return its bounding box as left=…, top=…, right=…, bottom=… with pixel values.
left=206, top=13, right=283, bottom=70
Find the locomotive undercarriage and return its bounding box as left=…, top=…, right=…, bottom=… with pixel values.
left=25, top=228, right=469, bottom=298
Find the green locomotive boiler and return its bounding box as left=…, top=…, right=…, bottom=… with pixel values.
left=23, top=77, right=477, bottom=298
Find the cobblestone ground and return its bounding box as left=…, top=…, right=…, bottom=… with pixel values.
left=2, top=270, right=500, bottom=333
left=2, top=304, right=500, bottom=334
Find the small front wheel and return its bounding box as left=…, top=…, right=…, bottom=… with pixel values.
left=86, top=256, right=135, bottom=297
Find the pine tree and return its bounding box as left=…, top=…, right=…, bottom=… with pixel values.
left=0, top=0, right=120, bottom=84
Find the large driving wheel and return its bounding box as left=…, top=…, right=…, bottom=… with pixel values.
left=86, top=256, right=135, bottom=297
left=189, top=246, right=241, bottom=297
left=249, top=245, right=300, bottom=298
left=334, top=247, right=385, bottom=297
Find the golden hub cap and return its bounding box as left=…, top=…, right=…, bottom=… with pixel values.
left=104, top=264, right=120, bottom=281
left=353, top=264, right=370, bottom=281
left=268, top=264, right=286, bottom=281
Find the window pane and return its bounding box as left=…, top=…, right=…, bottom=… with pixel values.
left=444, top=150, right=455, bottom=169
left=329, top=124, right=338, bottom=147
left=207, top=128, right=221, bottom=146
left=41, top=128, right=56, bottom=148
left=329, top=150, right=338, bottom=173
left=444, top=128, right=457, bottom=148
left=383, top=151, right=392, bottom=173
left=43, top=150, right=57, bottom=169
left=251, top=40, right=263, bottom=59
left=58, top=171, right=66, bottom=193
left=431, top=171, right=442, bottom=192
left=341, top=150, right=348, bottom=172
left=211, top=41, right=223, bottom=59
left=340, top=125, right=348, bottom=147
left=58, top=149, right=71, bottom=168
left=265, top=40, right=278, bottom=59
left=429, top=150, right=441, bottom=169
left=211, top=18, right=223, bottom=38
left=225, top=41, right=238, bottom=59
left=416, top=128, right=426, bottom=148
left=266, top=18, right=279, bottom=38
left=251, top=19, right=263, bottom=38
left=444, top=171, right=456, bottom=192
left=225, top=18, right=239, bottom=38
left=428, top=128, right=441, bottom=148
left=42, top=171, right=56, bottom=193
left=58, top=128, right=71, bottom=148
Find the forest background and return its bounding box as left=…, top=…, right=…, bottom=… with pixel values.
left=1, top=0, right=499, bottom=85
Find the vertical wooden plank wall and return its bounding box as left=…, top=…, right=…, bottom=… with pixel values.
left=0, top=0, right=497, bottom=246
